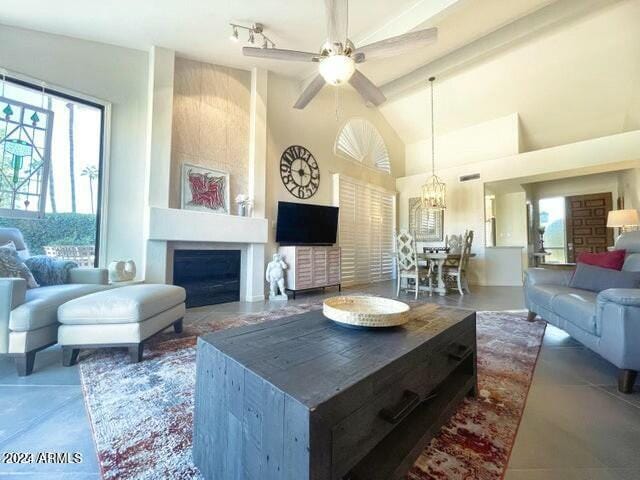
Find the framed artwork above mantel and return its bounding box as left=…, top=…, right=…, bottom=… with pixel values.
left=181, top=163, right=230, bottom=214
left=409, top=197, right=444, bottom=242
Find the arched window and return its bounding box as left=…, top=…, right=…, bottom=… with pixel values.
left=334, top=118, right=391, bottom=174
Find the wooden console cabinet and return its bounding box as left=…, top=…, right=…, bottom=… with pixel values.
left=278, top=246, right=341, bottom=298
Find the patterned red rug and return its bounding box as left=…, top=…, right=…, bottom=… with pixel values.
left=79, top=303, right=545, bottom=480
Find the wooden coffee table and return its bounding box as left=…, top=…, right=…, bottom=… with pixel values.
left=193, top=303, right=477, bottom=480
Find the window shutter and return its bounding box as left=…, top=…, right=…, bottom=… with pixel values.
left=337, top=175, right=395, bottom=287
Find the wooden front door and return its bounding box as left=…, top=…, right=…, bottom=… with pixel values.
left=565, top=192, right=613, bottom=263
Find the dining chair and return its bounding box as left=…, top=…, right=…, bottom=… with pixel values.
left=445, top=234, right=463, bottom=254
left=395, top=231, right=427, bottom=299
left=442, top=230, right=474, bottom=295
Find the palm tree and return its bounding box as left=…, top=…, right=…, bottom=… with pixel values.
left=81, top=165, right=98, bottom=214
left=66, top=103, right=76, bottom=213
left=47, top=96, right=57, bottom=213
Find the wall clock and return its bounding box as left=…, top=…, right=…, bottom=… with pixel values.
left=280, top=145, right=320, bottom=199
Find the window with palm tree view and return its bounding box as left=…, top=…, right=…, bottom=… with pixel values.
left=0, top=77, right=103, bottom=266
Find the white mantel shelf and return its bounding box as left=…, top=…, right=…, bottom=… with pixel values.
left=148, top=207, right=269, bottom=244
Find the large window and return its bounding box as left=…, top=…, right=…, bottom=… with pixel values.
left=0, top=75, right=104, bottom=266
left=538, top=197, right=567, bottom=263
left=337, top=175, right=395, bottom=287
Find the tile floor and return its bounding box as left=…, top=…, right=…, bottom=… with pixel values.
left=0, top=282, right=638, bottom=479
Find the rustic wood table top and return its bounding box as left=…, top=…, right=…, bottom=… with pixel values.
left=199, top=303, right=475, bottom=408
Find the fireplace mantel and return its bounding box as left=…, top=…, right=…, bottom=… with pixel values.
left=148, top=207, right=268, bottom=244
left=146, top=207, right=267, bottom=302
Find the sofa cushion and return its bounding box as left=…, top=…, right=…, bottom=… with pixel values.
left=527, top=284, right=578, bottom=310
left=551, top=291, right=598, bottom=335
left=577, top=250, right=626, bottom=270
left=569, top=263, right=640, bottom=293
left=622, top=253, right=640, bottom=272
left=0, top=243, right=39, bottom=288
left=9, top=284, right=111, bottom=332
left=58, top=284, right=186, bottom=325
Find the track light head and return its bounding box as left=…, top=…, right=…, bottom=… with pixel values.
left=230, top=26, right=239, bottom=42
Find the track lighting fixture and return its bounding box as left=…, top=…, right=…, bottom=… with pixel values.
left=229, top=26, right=239, bottom=42
left=228, top=22, right=275, bottom=49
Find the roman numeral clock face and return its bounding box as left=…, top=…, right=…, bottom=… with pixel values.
left=280, top=145, right=320, bottom=199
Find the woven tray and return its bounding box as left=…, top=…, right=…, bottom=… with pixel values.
left=323, top=296, right=410, bottom=328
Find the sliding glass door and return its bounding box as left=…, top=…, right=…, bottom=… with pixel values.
left=0, top=76, right=105, bottom=266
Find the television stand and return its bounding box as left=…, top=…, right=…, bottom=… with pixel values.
left=286, top=284, right=341, bottom=300
left=278, top=246, right=341, bottom=298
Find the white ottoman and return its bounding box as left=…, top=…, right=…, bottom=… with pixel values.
left=58, top=284, right=186, bottom=365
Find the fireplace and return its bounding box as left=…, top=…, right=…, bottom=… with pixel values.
left=173, top=250, right=241, bottom=307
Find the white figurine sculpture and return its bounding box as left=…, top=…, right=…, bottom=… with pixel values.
left=266, top=253, right=288, bottom=301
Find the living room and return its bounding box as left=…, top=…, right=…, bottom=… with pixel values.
left=1, top=0, right=639, bottom=479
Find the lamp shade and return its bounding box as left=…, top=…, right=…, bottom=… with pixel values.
left=607, top=209, right=639, bottom=228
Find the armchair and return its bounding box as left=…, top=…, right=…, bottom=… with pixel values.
left=0, top=227, right=109, bottom=375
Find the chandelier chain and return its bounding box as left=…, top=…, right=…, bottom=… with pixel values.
left=430, top=77, right=435, bottom=176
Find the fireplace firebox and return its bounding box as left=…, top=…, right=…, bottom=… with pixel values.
left=173, top=250, right=241, bottom=307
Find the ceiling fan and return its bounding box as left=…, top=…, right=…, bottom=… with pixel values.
left=242, top=0, right=438, bottom=109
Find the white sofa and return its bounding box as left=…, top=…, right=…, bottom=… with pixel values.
left=0, top=228, right=110, bottom=375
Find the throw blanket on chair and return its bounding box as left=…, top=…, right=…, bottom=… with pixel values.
left=25, top=255, right=78, bottom=286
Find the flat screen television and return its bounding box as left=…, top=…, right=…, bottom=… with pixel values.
left=276, top=201, right=339, bottom=245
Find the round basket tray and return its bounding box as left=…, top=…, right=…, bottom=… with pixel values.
left=323, top=296, right=411, bottom=328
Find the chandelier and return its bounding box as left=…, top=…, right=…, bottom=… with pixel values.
left=421, top=77, right=446, bottom=210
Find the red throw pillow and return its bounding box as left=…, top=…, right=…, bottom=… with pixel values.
left=576, top=249, right=626, bottom=271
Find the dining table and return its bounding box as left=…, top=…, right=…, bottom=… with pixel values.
left=417, top=251, right=476, bottom=296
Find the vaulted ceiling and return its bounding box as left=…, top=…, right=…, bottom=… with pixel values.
left=1, top=0, right=554, bottom=84
left=380, top=0, right=640, bottom=152
left=2, top=0, right=638, bottom=161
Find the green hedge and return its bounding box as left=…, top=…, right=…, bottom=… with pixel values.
left=0, top=213, right=97, bottom=255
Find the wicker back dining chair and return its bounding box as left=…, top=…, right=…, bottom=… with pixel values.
left=442, top=230, right=474, bottom=295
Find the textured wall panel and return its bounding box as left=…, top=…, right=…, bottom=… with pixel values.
left=171, top=57, right=251, bottom=210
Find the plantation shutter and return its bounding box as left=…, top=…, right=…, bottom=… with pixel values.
left=336, top=175, right=396, bottom=287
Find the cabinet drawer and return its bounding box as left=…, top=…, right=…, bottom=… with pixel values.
left=429, top=329, right=476, bottom=388
left=331, top=329, right=475, bottom=479
left=295, top=247, right=313, bottom=289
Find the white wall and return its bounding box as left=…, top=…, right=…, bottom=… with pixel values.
left=405, top=113, right=521, bottom=176
left=494, top=191, right=527, bottom=247
left=528, top=171, right=621, bottom=201
left=265, top=73, right=405, bottom=258
left=620, top=168, right=640, bottom=209
left=0, top=24, right=149, bottom=273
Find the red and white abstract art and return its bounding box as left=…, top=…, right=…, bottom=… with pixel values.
left=181, top=163, right=229, bottom=214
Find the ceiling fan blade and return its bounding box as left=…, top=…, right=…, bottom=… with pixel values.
left=349, top=70, right=386, bottom=107
left=325, top=0, right=348, bottom=46
left=355, top=27, right=438, bottom=60
left=293, top=74, right=326, bottom=109
left=243, top=47, right=319, bottom=62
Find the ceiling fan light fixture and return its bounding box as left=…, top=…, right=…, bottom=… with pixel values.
left=318, top=55, right=355, bottom=86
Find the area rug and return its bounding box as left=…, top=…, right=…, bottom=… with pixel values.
left=79, top=303, right=546, bottom=480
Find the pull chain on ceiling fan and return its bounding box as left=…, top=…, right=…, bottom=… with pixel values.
left=242, top=0, right=438, bottom=109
